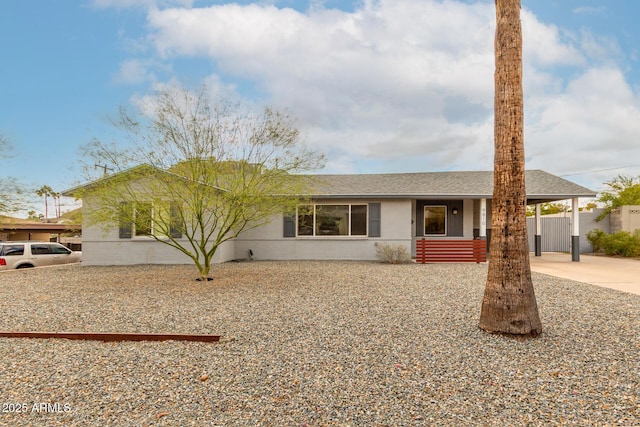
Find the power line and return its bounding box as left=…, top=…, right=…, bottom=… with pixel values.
left=560, top=164, right=640, bottom=177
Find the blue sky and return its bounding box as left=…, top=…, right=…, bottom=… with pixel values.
left=2, top=0, right=640, bottom=216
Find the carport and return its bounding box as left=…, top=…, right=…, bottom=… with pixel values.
left=0, top=221, right=81, bottom=250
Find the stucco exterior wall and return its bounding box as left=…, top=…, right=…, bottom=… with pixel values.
left=77, top=196, right=488, bottom=264
left=80, top=196, right=236, bottom=266
left=610, top=209, right=623, bottom=234
left=233, top=199, right=413, bottom=261
left=578, top=208, right=610, bottom=253
left=81, top=222, right=236, bottom=265
left=610, top=205, right=640, bottom=234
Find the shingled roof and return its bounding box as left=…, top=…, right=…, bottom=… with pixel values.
left=304, top=170, right=596, bottom=204
left=65, top=166, right=596, bottom=205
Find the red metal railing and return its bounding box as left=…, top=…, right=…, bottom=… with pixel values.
left=416, top=239, right=487, bottom=263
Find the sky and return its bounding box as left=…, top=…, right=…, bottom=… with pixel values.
left=2, top=0, right=640, bottom=216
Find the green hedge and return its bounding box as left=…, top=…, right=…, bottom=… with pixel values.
left=586, top=229, right=640, bottom=257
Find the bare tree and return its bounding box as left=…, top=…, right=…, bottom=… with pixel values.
left=0, top=133, right=27, bottom=215
left=76, top=85, right=325, bottom=281
left=479, top=0, right=542, bottom=336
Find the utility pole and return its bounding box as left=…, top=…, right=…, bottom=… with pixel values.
left=95, top=164, right=114, bottom=177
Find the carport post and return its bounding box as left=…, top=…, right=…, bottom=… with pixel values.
left=571, top=198, right=580, bottom=262
left=534, top=203, right=542, bottom=256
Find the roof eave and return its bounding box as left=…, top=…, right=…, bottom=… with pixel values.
left=307, top=193, right=596, bottom=200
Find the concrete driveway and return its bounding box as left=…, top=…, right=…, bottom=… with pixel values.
left=530, top=252, right=640, bottom=295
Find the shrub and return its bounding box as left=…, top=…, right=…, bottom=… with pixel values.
left=586, top=229, right=640, bottom=257
left=586, top=229, right=608, bottom=253
left=606, top=231, right=640, bottom=257
left=375, top=243, right=411, bottom=264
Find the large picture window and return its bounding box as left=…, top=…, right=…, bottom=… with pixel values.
left=424, top=205, right=446, bottom=235
left=297, top=204, right=367, bottom=237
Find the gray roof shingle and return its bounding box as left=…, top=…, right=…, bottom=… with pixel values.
left=304, top=170, right=596, bottom=202
left=65, top=166, right=596, bottom=205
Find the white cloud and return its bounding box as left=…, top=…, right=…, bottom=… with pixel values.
left=113, top=59, right=156, bottom=84
left=144, top=0, right=499, bottom=172
left=525, top=67, right=640, bottom=188
left=91, top=0, right=193, bottom=9
left=115, top=0, right=640, bottom=189
left=521, top=8, right=585, bottom=68
left=572, top=6, right=607, bottom=15
left=579, top=30, right=623, bottom=63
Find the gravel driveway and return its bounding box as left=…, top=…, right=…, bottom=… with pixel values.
left=0, top=261, right=638, bottom=426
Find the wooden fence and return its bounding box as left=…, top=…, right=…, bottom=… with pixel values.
left=416, top=239, right=487, bottom=263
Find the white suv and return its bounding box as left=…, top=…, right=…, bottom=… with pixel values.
left=0, top=242, right=82, bottom=270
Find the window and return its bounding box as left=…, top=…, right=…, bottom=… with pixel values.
left=424, top=205, right=446, bottom=235
left=316, top=205, right=349, bottom=235
left=119, top=201, right=182, bottom=239
left=297, top=204, right=368, bottom=237
left=168, top=203, right=183, bottom=238
left=297, top=205, right=314, bottom=236
left=48, top=244, right=71, bottom=255
left=351, top=205, right=367, bottom=235
left=134, top=202, right=153, bottom=236
left=31, top=244, right=52, bottom=255
left=0, top=244, right=24, bottom=256
left=119, top=202, right=133, bottom=238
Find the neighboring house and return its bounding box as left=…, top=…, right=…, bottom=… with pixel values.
left=0, top=215, right=81, bottom=249
left=65, top=169, right=596, bottom=265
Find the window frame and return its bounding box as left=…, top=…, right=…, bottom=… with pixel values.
left=296, top=204, right=368, bottom=238
left=119, top=201, right=183, bottom=240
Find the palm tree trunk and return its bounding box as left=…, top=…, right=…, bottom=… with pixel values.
left=479, top=0, right=541, bottom=336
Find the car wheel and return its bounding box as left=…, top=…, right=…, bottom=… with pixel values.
left=16, top=264, right=34, bottom=269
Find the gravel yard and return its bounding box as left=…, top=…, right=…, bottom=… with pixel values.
left=0, top=261, right=638, bottom=426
